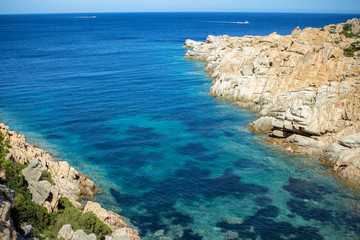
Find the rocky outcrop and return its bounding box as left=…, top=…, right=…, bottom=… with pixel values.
left=22, top=159, right=61, bottom=212
left=0, top=123, right=142, bottom=239
left=185, top=19, right=360, bottom=182
left=0, top=185, right=17, bottom=240
left=322, top=133, right=360, bottom=184
left=84, top=201, right=141, bottom=240
left=0, top=123, right=95, bottom=209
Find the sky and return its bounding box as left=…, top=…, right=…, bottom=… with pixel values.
left=1, top=0, right=360, bottom=14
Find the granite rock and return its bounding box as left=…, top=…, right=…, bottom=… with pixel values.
left=0, top=184, right=17, bottom=240
left=184, top=18, right=360, bottom=182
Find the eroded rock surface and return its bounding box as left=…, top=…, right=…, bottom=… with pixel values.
left=185, top=18, right=360, bottom=183
left=322, top=133, right=360, bottom=184
left=1, top=123, right=142, bottom=239
left=84, top=201, right=141, bottom=240
left=0, top=123, right=95, bottom=209
left=0, top=184, right=17, bottom=240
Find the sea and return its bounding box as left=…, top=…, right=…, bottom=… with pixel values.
left=1, top=12, right=360, bottom=240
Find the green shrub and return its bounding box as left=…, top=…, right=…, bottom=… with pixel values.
left=344, top=41, right=360, bottom=57
left=330, top=25, right=336, bottom=30
left=48, top=198, right=112, bottom=239
left=41, top=170, right=54, bottom=185
left=343, top=23, right=352, bottom=31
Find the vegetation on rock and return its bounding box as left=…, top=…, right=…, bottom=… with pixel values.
left=41, top=169, right=54, bottom=185
left=0, top=132, right=112, bottom=239
left=344, top=41, right=360, bottom=57
left=340, top=23, right=360, bottom=38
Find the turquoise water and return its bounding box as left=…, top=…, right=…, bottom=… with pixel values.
left=1, top=13, right=360, bottom=239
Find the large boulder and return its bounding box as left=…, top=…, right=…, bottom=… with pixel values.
left=71, top=229, right=96, bottom=240
left=58, top=224, right=74, bottom=240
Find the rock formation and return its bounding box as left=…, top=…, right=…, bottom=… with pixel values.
left=321, top=133, right=360, bottom=184
left=0, top=123, right=142, bottom=239
left=0, top=185, right=17, bottom=240
left=84, top=201, right=140, bottom=240
left=184, top=18, right=360, bottom=184
left=0, top=123, right=95, bottom=209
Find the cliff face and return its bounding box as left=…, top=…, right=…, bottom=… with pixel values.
left=185, top=19, right=360, bottom=184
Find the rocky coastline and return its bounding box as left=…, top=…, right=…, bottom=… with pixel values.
left=0, top=123, right=141, bottom=240
left=184, top=18, right=360, bottom=185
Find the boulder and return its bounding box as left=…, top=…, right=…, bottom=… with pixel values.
left=321, top=143, right=348, bottom=164
left=71, top=229, right=96, bottom=240
left=248, top=116, right=274, bottom=133
left=338, top=133, right=360, bottom=148
left=19, top=223, right=32, bottom=238
left=58, top=224, right=74, bottom=240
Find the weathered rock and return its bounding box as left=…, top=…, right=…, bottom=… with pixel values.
left=58, top=224, right=74, bottom=240
left=184, top=19, right=360, bottom=155
left=333, top=148, right=360, bottom=184
left=338, top=133, right=360, bottom=148
left=19, top=223, right=32, bottom=238
left=248, top=116, right=274, bottom=133
left=224, top=216, right=244, bottom=225
left=1, top=123, right=141, bottom=239
left=0, top=123, right=96, bottom=209
left=0, top=184, right=17, bottom=240
left=105, top=232, right=130, bottom=240
left=321, top=133, right=360, bottom=184
left=84, top=201, right=141, bottom=240
left=184, top=18, right=360, bottom=182
left=321, top=143, right=348, bottom=164
left=71, top=229, right=96, bottom=240
left=22, top=159, right=60, bottom=212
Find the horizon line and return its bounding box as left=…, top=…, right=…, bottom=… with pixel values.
left=1, top=11, right=360, bottom=15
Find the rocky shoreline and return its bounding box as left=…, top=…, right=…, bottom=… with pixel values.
left=184, top=18, right=360, bottom=185
left=0, top=123, right=141, bottom=240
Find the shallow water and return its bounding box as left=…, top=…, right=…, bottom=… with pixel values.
left=1, top=13, right=360, bottom=239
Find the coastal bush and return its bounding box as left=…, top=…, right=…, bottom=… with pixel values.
left=344, top=41, right=360, bottom=57
left=41, top=169, right=54, bottom=185
left=343, top=23, right=352, bottom=31
left=330, top=25, right=336, bottom=30
left=47, top=197, right=112, bottom=239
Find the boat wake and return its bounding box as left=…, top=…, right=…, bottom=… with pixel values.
left=204, top=20, right=249, bottom=24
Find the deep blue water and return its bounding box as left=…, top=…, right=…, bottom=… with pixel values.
left=1, top=13, right=360, bottom=240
